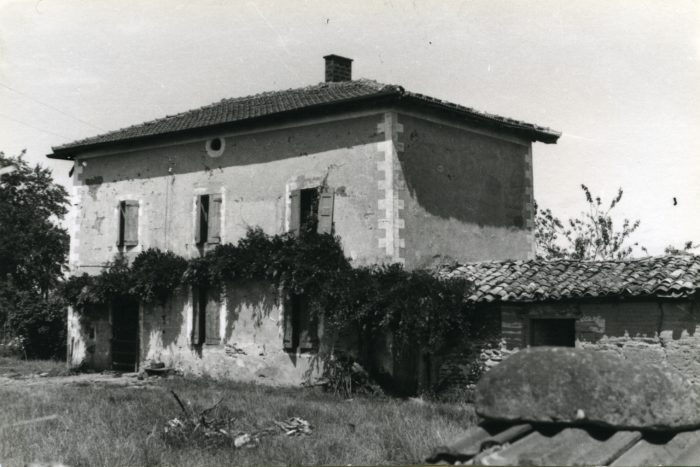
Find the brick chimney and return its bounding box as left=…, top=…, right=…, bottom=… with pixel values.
left=324, top=54, right=353, bottom=82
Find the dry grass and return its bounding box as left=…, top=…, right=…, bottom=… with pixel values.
left=0, top=371, right=476, bottom=466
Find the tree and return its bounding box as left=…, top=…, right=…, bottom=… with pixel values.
left=534, top=185, right=646, bottom=260
left=0, top=150, right=69, bottom=295
left=0, top=150, right=69, bottom=358
left=664, top=241, right=699, bottom=256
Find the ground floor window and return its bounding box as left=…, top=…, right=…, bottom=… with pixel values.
left=529, top=318, right=576, bottom=347
left=192, top=287, right=220, bottom=346
left=283, top=293, right=318, bottom=351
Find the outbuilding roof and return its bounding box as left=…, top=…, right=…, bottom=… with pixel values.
left=438, top=255, right=700, bottom=303
left=48, top=79, right=560, bottom=159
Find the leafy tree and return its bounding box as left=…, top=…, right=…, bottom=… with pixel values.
left=535, top=184, right=646, bottom=260
left=0, top=150, right=69, bottom=295
left=0, top=150, right=69, bottom=358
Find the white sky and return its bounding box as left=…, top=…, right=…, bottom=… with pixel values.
left=1, top=0, right=698, bottom=255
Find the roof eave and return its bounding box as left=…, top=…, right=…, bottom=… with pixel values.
left=399, top=94, right=561, bottom=144
left=47, top=90, right=402, bottom=160
left=47, top=87, right=561, bottom=160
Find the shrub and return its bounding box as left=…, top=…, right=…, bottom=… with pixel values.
left=6, top=291, right=66, bottom=359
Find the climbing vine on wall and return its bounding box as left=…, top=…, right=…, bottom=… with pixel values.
left=60, top=228, right=474, bottom=355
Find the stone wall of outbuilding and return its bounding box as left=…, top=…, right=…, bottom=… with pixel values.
left=500, top=298, right=700, bottom=384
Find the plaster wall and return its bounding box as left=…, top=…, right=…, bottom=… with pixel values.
left=67, top=304, right=111, bottom=370
left=397, top=113, right=535, bottom=268
left=69, top=114, right=388, bottom=271
left=500, top=299, right=700, bottom=384
left=139, top=282, right=321, bottom=384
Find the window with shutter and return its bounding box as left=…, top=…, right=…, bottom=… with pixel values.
left=118, top=200, right=139, bottom=247
left=192, top=286, right=221, bottom=346
left=298, top=294, right=318, bottom=350
left=290, top=187, right=329, bottom=236
left=195, top=195, right=209, bottom=245
left=283, top=293, right=318, bottom=352
left=195, top=194, right=222, bottom=245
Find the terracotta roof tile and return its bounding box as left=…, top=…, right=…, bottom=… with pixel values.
left=439, top=255, right=700, bottom=303
left=49, top=79, right=560, bottom=157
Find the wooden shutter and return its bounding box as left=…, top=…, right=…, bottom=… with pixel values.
left=289, top=189, right=301, bottom=235
left=205, top=294, right=220, bottom=345
left=283, top=295, right=294, bottom=350
left=316, top=188, right=334, bottom=235
left=123, top=200, right=139, bottom=246
left=207, top=194, right=222, bottom=244
left=192, top=287, right=201, bottom=345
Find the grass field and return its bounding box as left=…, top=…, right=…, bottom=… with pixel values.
left=0, top=361, right=476, bottom=467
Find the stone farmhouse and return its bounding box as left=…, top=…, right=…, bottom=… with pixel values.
left=48, top=55, right=560, bottom=384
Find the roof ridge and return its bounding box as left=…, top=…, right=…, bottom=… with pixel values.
left=447, top=254, right=699, bottom=268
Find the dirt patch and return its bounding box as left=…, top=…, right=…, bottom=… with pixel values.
left=0, top=371, right=159, bottom=389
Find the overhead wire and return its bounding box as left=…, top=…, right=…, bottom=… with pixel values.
left=0, top=81, right=105, bottom=131
left=0, top=112, right=68, bottom=138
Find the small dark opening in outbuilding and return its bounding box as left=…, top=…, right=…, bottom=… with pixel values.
left=530, top=318, right=576, bottom=347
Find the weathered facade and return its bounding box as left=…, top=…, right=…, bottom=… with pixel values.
left=437, top=255, right=700, bottom=387
left=49, top=55, right=559, bottom=383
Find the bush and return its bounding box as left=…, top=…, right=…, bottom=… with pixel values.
left=6, top=291, right=66, bottom=359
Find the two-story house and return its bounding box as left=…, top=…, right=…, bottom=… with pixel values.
left=48, top=55, right=560, bottom=384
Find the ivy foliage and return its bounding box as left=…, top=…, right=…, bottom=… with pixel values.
left=60, top=228, right=473, bottom=355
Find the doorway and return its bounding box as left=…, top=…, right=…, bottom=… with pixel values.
left=111, top=296, right=139, bottom=371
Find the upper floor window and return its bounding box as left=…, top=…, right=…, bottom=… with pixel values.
left=195, top=194, right=222, bottom=245
left=289, top=187, right=334, bottom=235
left=117, top=200, right=139, bottom=247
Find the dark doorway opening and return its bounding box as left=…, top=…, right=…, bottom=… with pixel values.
left=111, top=296, right=139, bottom=371
left=530, top=318, right=576, bottom=347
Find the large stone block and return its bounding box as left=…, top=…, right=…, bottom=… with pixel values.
left=475, top=346, right=700, bottom=431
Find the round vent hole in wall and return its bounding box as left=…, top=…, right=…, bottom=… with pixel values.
left=206, top=137, right=225, bottom=157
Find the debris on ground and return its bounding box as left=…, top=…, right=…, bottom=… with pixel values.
left=314, top=354, right=384, bottom=397
left=162, top=390, right=313, bottom=449
left=274, top=417, right=313, bottom=436
left=141, top=361, right=181, bottom=378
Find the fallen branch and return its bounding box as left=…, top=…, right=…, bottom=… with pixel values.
left=170, top=390, right=190, bottom=418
